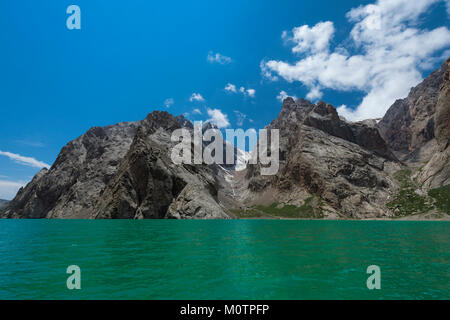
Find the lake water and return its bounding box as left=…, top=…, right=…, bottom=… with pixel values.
left=0, top=220, right=448, bottom=300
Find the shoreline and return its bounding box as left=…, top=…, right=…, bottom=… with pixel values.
left=1, top=217, right=449, bottom=221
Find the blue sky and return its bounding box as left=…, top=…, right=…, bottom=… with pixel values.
left=0, top=0, right=449, bottom=199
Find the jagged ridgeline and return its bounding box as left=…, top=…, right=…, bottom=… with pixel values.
left=1, top=58, right=449, bottom=219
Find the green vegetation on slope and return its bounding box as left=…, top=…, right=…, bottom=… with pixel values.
left=232, top=171, right=449, bottom=219
left=387, top=169, right=433, bottom=216
left=428, top=184, right=450, bottom=214
left=387, top=169, right=448, bottom=217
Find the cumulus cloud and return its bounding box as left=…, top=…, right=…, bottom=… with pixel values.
left=206, top=108, right=230, bottom=128
left=189, top=93, right=205, bottom=102
left=226, top=83, right=255, bottom=98
left=225, top=83, right=237, bottom=93
left=164, top=98, right=174, bottom=108
left=262, top=0, right=450, bottom=120
left=260, top=60, right=278, bottom=81
left=207, top=51, right=232, bottom=64
left=277, top=90, right=298, bottom=102
left=192, top=108, right=202, bottom=115
left=284, top=21, right=335, bottom=54
left=246, top=88, right=256, bottom=98
left=306, top=87, right=323, bottom=101
left=0, top=180, right=26, bottom=200
left=0, top=150, right=50, bottom=169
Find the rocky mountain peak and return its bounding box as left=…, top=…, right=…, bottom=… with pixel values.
left=378, top=58, right=447, bottom=160
left=274, top=97, right=396, bottom=161
left=314, top=101, right=339, bottom=117
left=143, top=110, right=183, bottom=133
left=175, top=114, right=194, bottom=129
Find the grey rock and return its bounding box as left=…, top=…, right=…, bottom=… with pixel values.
left=416, top=58, right=450, bottom=188
left=238, top=99, right=401, bottom=218
left=378, top=61, right=446, bottom=161
left=2, top=111, right=231, bottom=219
left=94, top=111, right=230, bottom=219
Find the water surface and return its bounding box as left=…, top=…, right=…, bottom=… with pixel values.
left=0, top=220, right=448, bottom=299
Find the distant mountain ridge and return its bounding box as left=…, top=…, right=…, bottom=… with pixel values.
left=1, top=58, right=449, bottom=219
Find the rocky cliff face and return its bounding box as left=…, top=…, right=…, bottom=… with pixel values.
left=2, top=121, right=140, bottom=218
left=2, top=59, right=449, bottom=219
left=378, top=60, right=446, bottom=161
left=230, top=58, right=448, bottom=219
left=377, top=58, right=450, bottom=190
left=236, top=98, right=401, bottom=218
left=415, top=58, right=450, bottom=189
left=1, top=111, right=231, bottom=219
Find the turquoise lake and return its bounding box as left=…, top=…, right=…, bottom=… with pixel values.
left=0, top=220, right=448, bottom=300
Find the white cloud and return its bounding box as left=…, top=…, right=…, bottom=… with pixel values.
left=164, top=98, right=174, bottom=108
left=189, top=93, right=205, bottom=102
left=226, top=84, right=255, bottom=98
left=0, top=150, right=50, bottom=169
left=277, top=90, right=297, bottom=102
left=192, top=108, right=202, bottom=115
left=260, top=60, right=278, bottom=81
left=285, top=21, right=335, bottom=54
left=306, top=87, right=323, bottom=101
left=246, top=89, right=256, bottom=98
left=207, top=108, right=230, bottom=128
left=336, top=105, right=354, bottom=121
left=234, top=110, right=247, bottom=126
left=262, top=0, right=450, bottom=120
left=207, top=51, right=232, bottom=64
left=0, top=180, right=26, bottom=200
left=225, top=83, right=237, bottom=93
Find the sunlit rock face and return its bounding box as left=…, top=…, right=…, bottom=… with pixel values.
left=1, top=112, right=231, bottom=219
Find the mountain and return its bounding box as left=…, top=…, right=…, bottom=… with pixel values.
left=236, top=58, right=449, bottom=219
left=235, top=58, right=448, bottom=219
left=378, top=58, right=450, bottom=190
left=234, top=99, right=401, bottom=219
left=1, top=112, right=232, bottom=219
left=1, top=58, right=449, bottom=219
left=416, top=58, right=450, bottom=189
left=377, top=60, right=446, bottom=162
